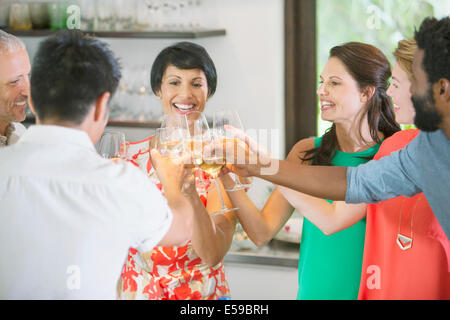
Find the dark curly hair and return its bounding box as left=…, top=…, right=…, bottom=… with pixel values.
left=414, top=16, right=450, bottom=85
left=31, top=30, right=121, bottom=124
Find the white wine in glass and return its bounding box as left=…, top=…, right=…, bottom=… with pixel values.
left=200, top=127, right=238, bottom=216
left=156, top=127, right=186, bottom=158
left=213, top=109, right=253, bottom=191
left=180, top=111, right=211, bottom=192
left=197, top=156, right=225, bottom=178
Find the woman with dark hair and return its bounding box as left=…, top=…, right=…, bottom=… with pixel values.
left=117, top=42, right=236, bottom=300
left=221, top=42, right=400, bottom=299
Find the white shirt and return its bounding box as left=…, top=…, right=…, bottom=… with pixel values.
left=0, top=125, right=173, bottom=299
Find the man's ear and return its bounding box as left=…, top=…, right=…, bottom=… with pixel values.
left=94, top=92, right=110, bottom=122
left=435, top=78, right=450, bottom=102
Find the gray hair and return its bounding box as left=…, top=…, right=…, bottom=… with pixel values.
left=0, top=30, right=26, bottom=54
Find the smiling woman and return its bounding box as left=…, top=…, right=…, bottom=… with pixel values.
left=117, top=41, right=237, bottom=300
left=291, top=42, right=400, bottom=300
left=386, top=39, right=417, bottom=125
left=304, top=42, right=400, bottom=165
left=149, top=41, right=216, bottom=118
left=157, top=65, right=209, bottom=115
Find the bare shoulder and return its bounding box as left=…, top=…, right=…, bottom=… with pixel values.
left=286, top=137, right=316, bottom=163
left=292, top=137, right=315, bottom=153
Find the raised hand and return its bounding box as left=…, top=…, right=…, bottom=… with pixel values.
left=210, top=125, right=277, bottom=177
left=150, top=149, right=193, bottom=195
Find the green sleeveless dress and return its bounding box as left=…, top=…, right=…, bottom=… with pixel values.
left=296, top=136, right=381, bottom=300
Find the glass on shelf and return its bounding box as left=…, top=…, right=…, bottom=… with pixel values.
left=140, top=0, right=209, bottom=32
left=29, top=2, right=50, bottom=29
left=9, top=3, right=32, bottom=31
left=114, top=0, right=135, bottom=31
left=79, top=0, right=96, bottom=31
left=135, top=0, right=151, bottom=30
left=0, top=2, right=10, bottom=28
left=48, top=2, right=70, bottom=30
left=96, top=0, right=115, bottom=31
left=109, top=64, right=158, bottom=123
left=6, top=0, right=218, bottom=34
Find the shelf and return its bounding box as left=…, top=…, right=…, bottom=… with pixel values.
left=23, top=117, right=161, bottom=128
left=225, top=240, right=299, bottom=268
left=2, top=28, right=226, bottom=39
left=105, top=119, right=161, bottom=128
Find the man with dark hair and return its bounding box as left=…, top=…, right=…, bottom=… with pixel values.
left=410, top=17, right=449, bottom=132
left=222, top=16, right=450, bottom=239
left=0, top=30, right=193, bottom=299
left=30, top=29, right=121, bottom=126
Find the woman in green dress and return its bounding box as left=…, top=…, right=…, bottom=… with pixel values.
left=221, top=42, right=400, bottom=299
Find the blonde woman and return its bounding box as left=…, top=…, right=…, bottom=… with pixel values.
left=387, top=38, right=416, bottom=125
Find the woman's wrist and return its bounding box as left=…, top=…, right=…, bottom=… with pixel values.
left=218, top=173, right=235, bottom=190
left=253, top=157, right=278, bottom=177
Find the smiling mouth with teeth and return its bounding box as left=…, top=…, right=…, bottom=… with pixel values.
left=14, top=101, right=27, bottom=107
left=320, top=102, right=335, bottom=110
left=173, top=103, right=196, bottom=113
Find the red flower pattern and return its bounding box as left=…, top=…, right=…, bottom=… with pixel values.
left=117, top=137, right=231, bottom=300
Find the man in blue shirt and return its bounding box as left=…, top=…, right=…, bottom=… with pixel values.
left=222, top=16, right=450, bottom=239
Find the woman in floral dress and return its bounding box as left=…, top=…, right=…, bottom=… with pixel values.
left=117, top=42, right=237, bottom=300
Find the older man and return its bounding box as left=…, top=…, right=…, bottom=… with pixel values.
left=0, top=30, right=30, bottom=147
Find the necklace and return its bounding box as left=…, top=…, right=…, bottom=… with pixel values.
left=396, top=194, right=423, bottom=251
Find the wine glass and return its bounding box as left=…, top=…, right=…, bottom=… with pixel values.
left=200, top=126, right=238, bottom=216
left=96, top=0, right=115, bottom=31
left=160, top=113, right=187, bottom=130
left=181, top=111, right=211, bottom=192
left=213, top=109, right=253, bottom=191
left=154, top=125, right=192, bottom=194
left=155, top=126, right=186, bottom=158
left=96, top=131, right=127, bottom=161
left=9, top=3, right=32, bottom=31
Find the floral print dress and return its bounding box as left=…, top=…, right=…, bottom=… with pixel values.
left=117, top=137, right=231, bottom=300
